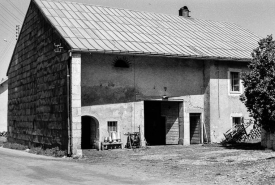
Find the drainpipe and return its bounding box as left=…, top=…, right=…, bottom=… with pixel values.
left=67, top=53, right=72, bottom=156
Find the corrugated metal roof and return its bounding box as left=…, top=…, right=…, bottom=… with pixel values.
left=34, top=0, right=261, bottom=60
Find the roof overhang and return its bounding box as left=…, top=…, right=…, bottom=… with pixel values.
left=70, top=48, right=251, bottom=62
left=0, top=77, right=8, bottom=86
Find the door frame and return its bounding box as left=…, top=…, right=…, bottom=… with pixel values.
left=188, top=111, right=203, bottom=144
left=143, top=100, right=184, bottom=145
left=81, top=115, right=100, bottom=149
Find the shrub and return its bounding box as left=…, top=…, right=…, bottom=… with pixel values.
left=29, top=146, right=67, bottom=157
left=3, top=142, right=28, bottom=150
left=241, top=35, right=275, bottom=132
left=3, top=142, right=66, bottom=157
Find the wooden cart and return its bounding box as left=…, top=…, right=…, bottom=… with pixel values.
left=224, top=124, right=246, bottom=142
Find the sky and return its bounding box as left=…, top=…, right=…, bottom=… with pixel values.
left=0, top=0, right=274, bottom=79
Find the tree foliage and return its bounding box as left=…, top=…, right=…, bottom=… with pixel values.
left=240, top=35, right=275, bottom=132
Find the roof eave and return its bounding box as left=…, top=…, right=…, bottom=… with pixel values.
left=70, top=49, right=251, bottom=62
left=0, top=77, right=8, bottom=86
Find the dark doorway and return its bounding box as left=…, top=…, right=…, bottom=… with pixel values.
left=144, top=101, right=166, bottom=145
left=144, top=101, right=181, bottom=145
left=81, top=116, right=99, bottom=149
left=190, top=113, right=201, bottom=144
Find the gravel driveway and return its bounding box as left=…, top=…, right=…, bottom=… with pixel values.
left=82, top=142, right=275, bottom=185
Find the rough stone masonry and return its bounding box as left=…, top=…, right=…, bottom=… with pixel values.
left=7, top=3, right=70, bottom=151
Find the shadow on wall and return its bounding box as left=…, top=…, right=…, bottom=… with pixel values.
left=81, top=53, right=211, bottom=107
left=210, top=61, right=250, bottom=80
left=81, top=86, right=136, bottom=106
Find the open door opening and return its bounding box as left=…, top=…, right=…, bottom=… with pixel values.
left=144, top=101, right=181, bottom=145
left=190, top=113, right=201, bottom=144
left=144, top=101, right=165, bottom=145
left=81, top=116, right=99, bottom=149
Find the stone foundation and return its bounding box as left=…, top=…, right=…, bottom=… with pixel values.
left=261, top=127, right=275, bottom=150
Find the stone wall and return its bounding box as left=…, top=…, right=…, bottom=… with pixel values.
left=261, top=128, right=275, bottom=150
left=7, top=2, right=70, bottom=150
left=71, top=53, right=82, bottom=154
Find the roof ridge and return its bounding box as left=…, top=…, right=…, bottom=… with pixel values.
left=41, top=0, right=176, bottom=17
left=37, top=0, right=251, bottom=29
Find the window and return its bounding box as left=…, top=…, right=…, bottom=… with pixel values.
left=228, top=69, right=242, bottom=95
left=232, top=117, right=241, bottom=126
left=230, top=72, right=240, bottom=92
left=107, top=121, right=117, bottom=132
left=114, top=59, right=130, bottom=68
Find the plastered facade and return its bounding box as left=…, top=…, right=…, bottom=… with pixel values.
left=81, top=52, right=250, bottom=144
left=81, top=53, right=205, bottom=146
left=0, top=80, right=8, bottom=132
left=207, top=61, right=250, bottom=142
left=81, top=53, right=205, bottom=105
left=82, top=101, right=144, bottom=147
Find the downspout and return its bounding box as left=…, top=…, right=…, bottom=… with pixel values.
left=67, top=51, right=72, bottom=156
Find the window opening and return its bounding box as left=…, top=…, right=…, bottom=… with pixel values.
left=108, top=121, right=117, bottom=132
left=230, top=72, right=240, bottom=92
left=232, top=117, right=241, bottom=127
left=114, top=59, right=129, bottom=68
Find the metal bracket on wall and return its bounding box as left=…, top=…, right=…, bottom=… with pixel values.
left=54, top=43, right=63, bottom=52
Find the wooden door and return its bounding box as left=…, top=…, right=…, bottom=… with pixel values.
left=166, top=116, right=179, bottom=144
left=190, top=113, right=201, bottom=144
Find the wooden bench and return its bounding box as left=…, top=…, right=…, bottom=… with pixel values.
left=101, top=142, right=123, bottom=150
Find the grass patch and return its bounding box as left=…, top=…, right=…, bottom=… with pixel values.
left=3, top=142, right=67, bottom=157
left=29, top=147, right=67, bottom=157
left=3, top=142, right=28, bottom=150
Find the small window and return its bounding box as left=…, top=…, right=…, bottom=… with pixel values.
left=107, top=121, right=117, bottom=132
left=230, top=72, right=240, bottom=92
left=232, top=117, right=241, bottom=127
left=114, top=59, right=129, bottom=68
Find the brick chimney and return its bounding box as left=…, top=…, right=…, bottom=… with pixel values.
left=179, top=6, right=190, bottom=17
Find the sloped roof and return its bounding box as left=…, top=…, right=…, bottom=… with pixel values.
left=34, top=0, right=260, bottom=60
left=0, top=77, right=8, bottom=86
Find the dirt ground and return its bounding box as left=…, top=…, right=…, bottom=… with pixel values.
left=2, top=136, right=275, bottom=184
left=81, top=141, right=275, bottom=185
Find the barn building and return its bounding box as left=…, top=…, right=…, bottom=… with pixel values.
left=7, top=0, right=260, bottom=155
